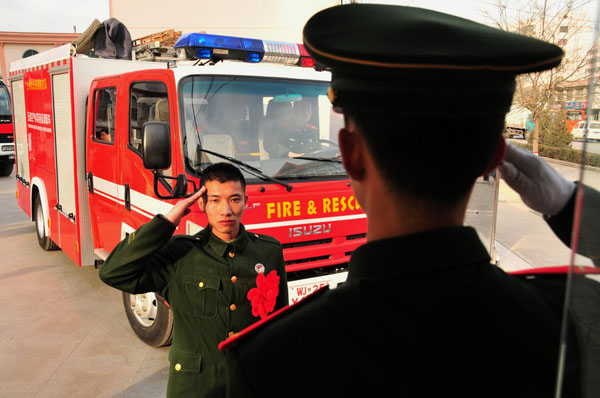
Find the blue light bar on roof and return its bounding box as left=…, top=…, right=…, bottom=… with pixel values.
left=174, top=33, right=264, bottom=63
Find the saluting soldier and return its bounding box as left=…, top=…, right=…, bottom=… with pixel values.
left=99, top=162, right=288, bottom=397
left=220, top=4, right=580, bottom=397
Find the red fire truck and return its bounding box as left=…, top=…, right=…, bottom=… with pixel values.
left=0, top=79, right=15, bottom=176
left=9, top=34, right=364, bottom=345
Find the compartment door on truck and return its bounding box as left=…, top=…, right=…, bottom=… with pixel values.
left=11, top=80, right=30, bottom=212
left=87, top=79, right=122, bottom=254
left=51, top=71, right=79, bottom=262
left=119, top=73, right=176, bottom=233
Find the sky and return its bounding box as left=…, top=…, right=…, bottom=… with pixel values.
left=1, top=0, right=110, bottom=33
left=0, top=0, right=597, bottom=33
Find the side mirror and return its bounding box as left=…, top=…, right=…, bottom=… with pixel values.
left=172, top=174, right=189, bottom=197
left=142, top=122, right=171, bottom=170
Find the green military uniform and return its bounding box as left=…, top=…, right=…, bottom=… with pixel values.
left=99, top=215, right=288, bottom=397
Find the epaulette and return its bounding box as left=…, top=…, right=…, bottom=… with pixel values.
left=248, top=231, right=280, bottom=246
left=218, top=285, right=329, bottom=351
left=172, top=227, right=208, bottom=242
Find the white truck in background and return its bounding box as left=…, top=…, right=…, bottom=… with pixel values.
left=505, top=104, right=533, bottom=140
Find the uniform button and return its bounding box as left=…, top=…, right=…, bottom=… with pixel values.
left=198, top=281, right=204, bottom=288
left=230, top=275, right=237, bottom=283
left=228, top=251, right=235, bottom=258
left=230, top=304, right=237, bottom=311
left=174, top=363, right=182, bottom=372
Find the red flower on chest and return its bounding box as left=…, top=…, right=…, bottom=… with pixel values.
left=247, top=270, right=280, bottom=319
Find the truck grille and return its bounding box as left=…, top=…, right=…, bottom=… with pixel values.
left=282, top=238, right=332, bottom=250
left=285, top=255, right=331, bottom=266
left=0, top=135, right=14, bottom=143
left=282, top=232, right=366, bottom=267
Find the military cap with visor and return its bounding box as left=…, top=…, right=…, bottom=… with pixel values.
left=303, top=4, right=563, bottom=117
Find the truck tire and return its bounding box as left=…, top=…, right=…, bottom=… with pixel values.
left=123, top=291, right=173, bottom=347
left=35, top=197, right=59, bottom=251
left=0, top=162, right=13, bottom=176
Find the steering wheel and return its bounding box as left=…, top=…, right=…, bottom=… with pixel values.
left=318, top=139, right=339, bottom=148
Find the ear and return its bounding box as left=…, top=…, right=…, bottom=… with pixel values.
left=339, top=128, right=366, bottom=182
left=481, top=135, right=507, bottom=176
left=198, top=196, right=206, bottom=212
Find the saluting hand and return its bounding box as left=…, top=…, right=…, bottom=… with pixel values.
left=498, top=143, right=576, bottom=216
left=164, top=186, right=207, bottom=227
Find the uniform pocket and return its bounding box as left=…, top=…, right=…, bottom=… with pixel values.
left=168, top=347, right=202, bottom=373
left=182, top=273, right=220, bottom=318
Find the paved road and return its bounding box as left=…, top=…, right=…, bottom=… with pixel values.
left=0, top=157, right=596, bottom=396
left=493, top=157, right=598, bottom=271
left=509, top=135, right=600, bottom=154
left=570, top=139, right=600, bottom=154
left=0, top=170, right=169, bottom=397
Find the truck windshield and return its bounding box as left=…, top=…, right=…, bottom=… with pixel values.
left=0, top=82, right=11, bottom=117
left=179, top=76, right=345, bottom=182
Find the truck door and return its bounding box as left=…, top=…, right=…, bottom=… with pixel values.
left=119, top=72, right=177, bottom=234
left=87, top=80, right=122, bottom=254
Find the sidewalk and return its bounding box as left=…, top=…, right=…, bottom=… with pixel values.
left=494, top=158, right=595, bottom=270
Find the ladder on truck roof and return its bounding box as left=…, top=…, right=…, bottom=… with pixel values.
left=132, top=29, right=184, bottom=62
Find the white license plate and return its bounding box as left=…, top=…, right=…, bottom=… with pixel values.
left=287, top=272, right=348, bottom=305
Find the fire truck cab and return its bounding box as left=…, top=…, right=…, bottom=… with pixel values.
left=10, top=34, right=365, bottom=345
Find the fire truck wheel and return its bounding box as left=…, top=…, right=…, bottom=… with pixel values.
left=122, top=291, right=173, bottom=347
left=0, top=162, right=13, bottom=176
left=35, top=197, right=59, bottom=251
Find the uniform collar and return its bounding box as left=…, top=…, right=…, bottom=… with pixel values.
left=347, top=226, right=491, bottom=280
left=197, top=223, right=250, bottom=258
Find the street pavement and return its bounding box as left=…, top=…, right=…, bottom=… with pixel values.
left=0, top=170, right=169, bottom=397
left=0, top=157, right=597, bottom=396
left=570, top=139, right=600, bottom=154
left=493, top=156, right=598, bottom=271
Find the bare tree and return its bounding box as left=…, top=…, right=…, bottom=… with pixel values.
left=484, top=0, right=595, bottom=154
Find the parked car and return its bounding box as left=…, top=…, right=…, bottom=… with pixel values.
left=571, top=121, right=600, bottom=141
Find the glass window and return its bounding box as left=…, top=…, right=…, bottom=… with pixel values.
left=179, top=76, right=345, bottom=182
left=567, top=89, right=574, bottom=100
left=129, top=81, right=169, bottom=153
left=22, top=49, right=38, bottom=58
left=93, top=87, right=116, bottom=144
left=0, top=82, right=11, bottom=117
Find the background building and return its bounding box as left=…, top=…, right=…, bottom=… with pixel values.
left=0, top=32, right=80, bottom=85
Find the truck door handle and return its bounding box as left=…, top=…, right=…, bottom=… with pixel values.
left=87, top=172, right=94, bottom=194
left=124, top=183, right=131, bottom=211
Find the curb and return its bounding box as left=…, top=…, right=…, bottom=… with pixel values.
left=541, top=156, right=600, bottom=173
